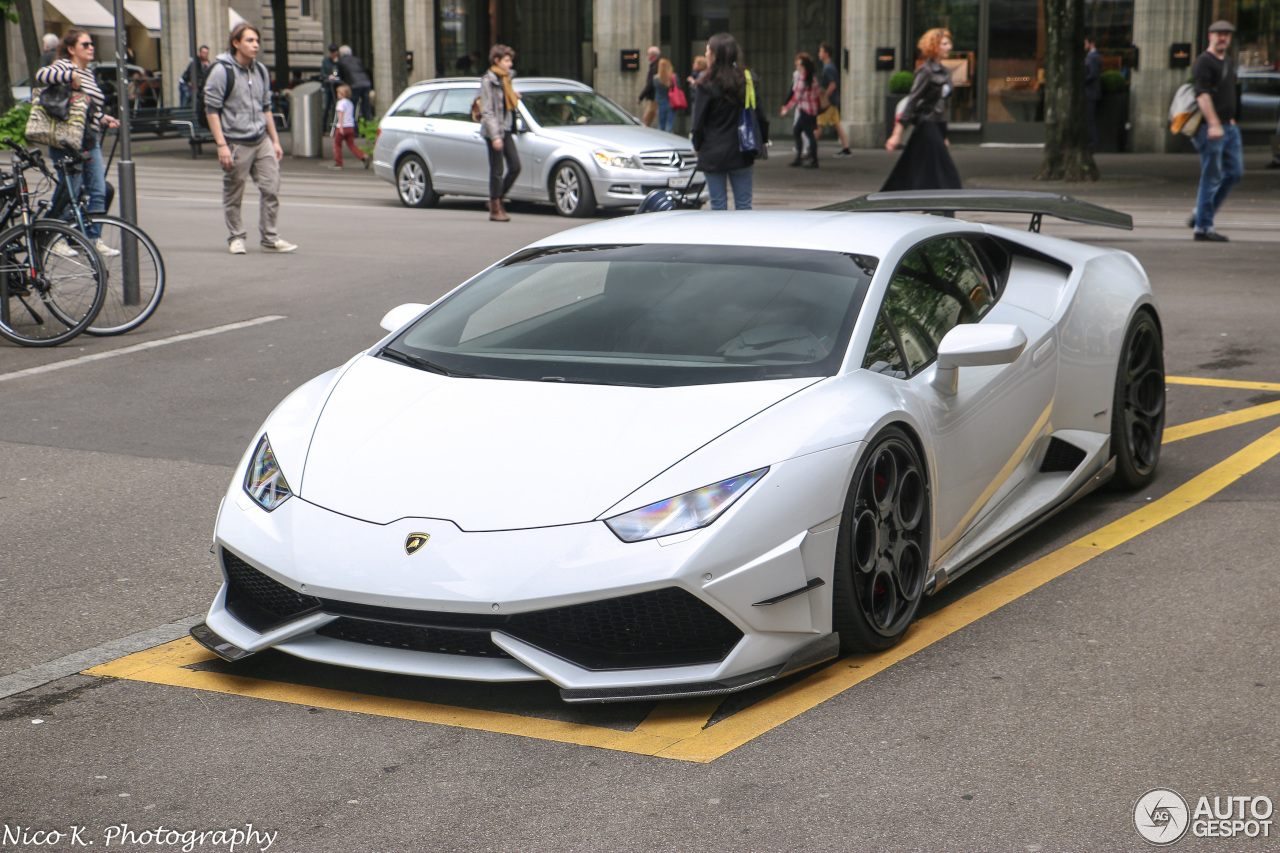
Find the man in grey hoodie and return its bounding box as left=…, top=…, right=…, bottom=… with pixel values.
left=204, top=23, right=296, bottom=254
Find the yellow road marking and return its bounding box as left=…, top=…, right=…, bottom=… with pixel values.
left=1164, top=401, right=1280, bottom=443
left=1166, top=376, right=1280, bottom=392
left=85, top=388, right=1280, bottom=763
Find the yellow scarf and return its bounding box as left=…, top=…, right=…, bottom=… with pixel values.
left=491, top=65, right=519, bottom=112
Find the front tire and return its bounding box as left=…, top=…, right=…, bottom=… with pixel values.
left=831, top=426, right=930, bottom=653
left=1110, top=310, right=1165, bottom=489
left=551, top=161, right=596, bottom=217
left=396, top=155, right=439, bottom=208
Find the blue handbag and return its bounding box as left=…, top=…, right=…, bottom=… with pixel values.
left=737, top=70, right=759, bottom=154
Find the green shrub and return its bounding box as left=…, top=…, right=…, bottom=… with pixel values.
left=889, top=70, right=915, bottom=95
left=357, top=116, right=379, bottom=154
left=0, top=102, right=32, bottom=147
left=1101, top=69, right=1128, bottom=96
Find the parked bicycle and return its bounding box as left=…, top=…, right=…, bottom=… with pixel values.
left=0, top=141, right=106, bottom=347
left=39, top=136, right=165, bottom=336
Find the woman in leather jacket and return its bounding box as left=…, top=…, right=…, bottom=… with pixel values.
left=881, top=28, right=962, bottom=191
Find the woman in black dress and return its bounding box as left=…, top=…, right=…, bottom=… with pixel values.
left=882, top=28, right=962, bottom=191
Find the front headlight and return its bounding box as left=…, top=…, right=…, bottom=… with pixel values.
left=243, top=435, right=292, bottom=512
left=592, top=149, right=639, bottom=169
left=605, top=468, right=768, bottom=543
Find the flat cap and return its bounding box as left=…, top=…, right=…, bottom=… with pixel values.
left=1207, top=20, right=1236, bottom=33
left=328, top=42, right=340, bottom=52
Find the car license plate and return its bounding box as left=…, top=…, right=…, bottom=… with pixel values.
left=668, top=176, right=692, bottom=188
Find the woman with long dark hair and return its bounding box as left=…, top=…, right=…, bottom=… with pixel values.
left=35, top=28, right=121, bottom=256
left=781, top=52, right=820, bottom=168
left=882, top=28, right=962, bottom=191
left=691, top=33, right=755, bottom=210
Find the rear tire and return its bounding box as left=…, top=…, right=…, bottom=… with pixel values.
left=80, top=215, right=165, bottom=336
left=396, top=155, right=439, bottom=208
left=1110, top=310, right=1165, bottom=489
left=831, top=426, right=931, bottom=653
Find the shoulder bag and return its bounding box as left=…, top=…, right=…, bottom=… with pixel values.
left=26, top=85, right=89, bottom=151
left=668, top=80, right=688, bottom=111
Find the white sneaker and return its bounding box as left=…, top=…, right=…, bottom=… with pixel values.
left=48, top=238, right=78, bottom=258
left=229, top=238, right=247, bottom=255
left=261, top=238, right=297, bottom=253
left=95, top=238, right=121, bottom=258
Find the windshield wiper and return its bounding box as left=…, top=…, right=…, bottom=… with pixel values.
left=381, top=347, right=475, bottom=378
left=539, top=376, right=659, bottom=388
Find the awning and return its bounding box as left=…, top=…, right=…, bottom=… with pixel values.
left=123, top=0, right=161, bottom=33
left=42, top=0, right=114, bottom=29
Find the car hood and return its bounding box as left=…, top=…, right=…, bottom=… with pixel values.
left=534, top=123, right=693, bottom=154
left=298, top=355, right=817, bottom=529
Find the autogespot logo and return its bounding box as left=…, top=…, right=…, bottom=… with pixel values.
left=1135, top=789, right=1190, bottom=845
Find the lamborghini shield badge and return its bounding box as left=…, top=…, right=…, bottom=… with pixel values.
left=405, top=533, right=430, bottom=555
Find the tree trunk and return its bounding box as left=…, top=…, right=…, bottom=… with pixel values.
left=389, top=0, right=406, bottom=102
left=0, top=19, right=13, bottom=115
left=270, top=0, right=290, bottom=91
left=1036, top=0, right=1098, bottom=182
left=15, top=0, right=40, bottom=81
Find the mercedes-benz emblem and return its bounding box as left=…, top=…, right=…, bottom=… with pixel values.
left=405, top=533, right=431, bottom=555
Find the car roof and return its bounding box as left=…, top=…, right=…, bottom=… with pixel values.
left=405, top=76, right=592, bottom=92
left=521, top=210, right=977, bottom=259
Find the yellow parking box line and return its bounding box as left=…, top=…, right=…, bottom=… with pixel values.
left=1166, top=376, right=1280, bottom=392
left=633, top=698, right=723, bottom=740
left=655, top=425, right=1280, bottom=762
left=89, top=638, right=683, bottom=756
left=1163, top=400, right=1280, bottom=444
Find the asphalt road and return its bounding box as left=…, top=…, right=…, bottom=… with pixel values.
left=1, top=143, right=1278, bottom=853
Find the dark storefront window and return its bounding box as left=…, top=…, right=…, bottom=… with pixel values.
left=907, top=0, right=1133, bottom=133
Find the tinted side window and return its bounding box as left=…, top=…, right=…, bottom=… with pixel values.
left=864, top=313, right=907, bottom=378
left=430, top=87, right=480, bottom=121
left=864, top=237, right=996, bottom=377
left=392, top=91, right=435, bottom=117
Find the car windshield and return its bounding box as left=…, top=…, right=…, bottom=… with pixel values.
left=522, top=91, right=637, bottom=127
left=387, top=244, right=876, bottom=387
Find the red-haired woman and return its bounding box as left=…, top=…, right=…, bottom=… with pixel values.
left=882, top=28, right=962, bottom=191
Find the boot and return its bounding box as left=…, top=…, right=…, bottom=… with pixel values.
left=489, top=199, right=509, bottom=222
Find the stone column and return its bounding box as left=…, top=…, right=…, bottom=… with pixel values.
left=405, top=0, right=435, bottom=85
left=841, top=0, right=899, bottom=148
left=160, top=0, right=228, bottom=111
left=594, top=0, right=659, bottom=119
left=372, top=0, right=391, bottom=112
left=1131, top=0, right=1200, bottom=153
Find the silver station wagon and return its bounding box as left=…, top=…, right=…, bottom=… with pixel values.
left=372, top=77, right=702, bottom=217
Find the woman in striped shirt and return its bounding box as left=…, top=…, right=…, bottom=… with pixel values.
left=35, top=27, right=121, bottom=253
left=781, top=53, right=820, bottom=169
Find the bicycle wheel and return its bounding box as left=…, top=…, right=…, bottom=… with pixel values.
left=0, top=221, right=105, bottom=347
left=80, top=215, right=165, bottom=336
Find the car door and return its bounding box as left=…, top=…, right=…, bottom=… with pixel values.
left=380, top=89, right=436, bottom=161
left=863, top=236, right=1056, bottom=557
left=422, top=86, right=485, bottom=195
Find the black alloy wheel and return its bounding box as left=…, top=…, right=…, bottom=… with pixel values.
left=1110, top=310, right=1165, bottom=489
left=832, top=426, right=930, bottom=653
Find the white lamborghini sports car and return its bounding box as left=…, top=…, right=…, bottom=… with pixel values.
left=193, top=191, right=1165, bottom=703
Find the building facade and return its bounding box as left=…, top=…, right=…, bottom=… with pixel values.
left=14, top=0, right=1272, bottom=154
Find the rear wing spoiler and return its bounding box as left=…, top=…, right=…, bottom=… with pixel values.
left=817, top=190, right=1133, bottom=232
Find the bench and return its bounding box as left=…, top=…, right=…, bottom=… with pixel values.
left=122, top=107, right=214, bottom=157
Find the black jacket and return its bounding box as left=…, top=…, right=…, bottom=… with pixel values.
left=691, top=76, right=754, bottom=173
left=1085, top=49, right=1102, bottom=101
left=900, top=59, right=951, bottom=126
left=338, top=53, right=371, bottom=89
left=639, top=58, right=659, bottom=100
